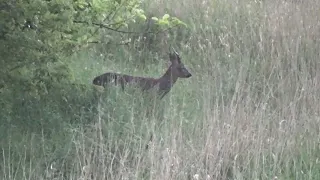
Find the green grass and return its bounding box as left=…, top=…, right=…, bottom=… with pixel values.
left=2, top=0, right=320, bottom=179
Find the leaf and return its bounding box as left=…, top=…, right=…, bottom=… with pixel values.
left=151, top=17, right=159, bottom=21
left=138, top=14, right=147, bottom=20
left=162, top=14, right=170, bottom=20
left=158, top=19, right=170, bottom=26
left=172, top=17, right=188, bottom=27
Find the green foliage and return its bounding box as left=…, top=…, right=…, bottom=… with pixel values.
left=152, top=13, right=187, bottom=28
left=0, top=0, right=185, bottom=95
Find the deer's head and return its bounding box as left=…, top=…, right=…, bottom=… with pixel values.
left=169, top=47, right=192, bottom=78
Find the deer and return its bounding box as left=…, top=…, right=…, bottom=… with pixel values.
left=92, top=47, right=192, bottom=99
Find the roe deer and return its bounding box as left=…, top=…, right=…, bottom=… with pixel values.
left=92, top=47, right=192, bottom=99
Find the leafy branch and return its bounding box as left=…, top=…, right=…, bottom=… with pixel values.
left=73, top=14, right=186, bottom=35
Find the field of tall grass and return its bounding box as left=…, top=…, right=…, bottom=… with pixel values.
left=2, top=0, right=320, bottom=179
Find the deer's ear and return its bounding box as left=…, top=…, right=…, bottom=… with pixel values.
left=169, top=54, right=179, bottom=65
left=169, top=53, right=175, bottom=61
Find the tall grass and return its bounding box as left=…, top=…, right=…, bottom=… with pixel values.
left=2, top=0, right=320, bottom=179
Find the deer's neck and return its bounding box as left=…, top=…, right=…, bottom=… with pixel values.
left=158, top=66, right=178, bottom=89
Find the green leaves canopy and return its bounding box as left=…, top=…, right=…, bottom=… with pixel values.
left=0, top=0, right=184, bottom=92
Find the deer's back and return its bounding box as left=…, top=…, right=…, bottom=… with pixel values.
left=93, top=72, right=159, bottom=91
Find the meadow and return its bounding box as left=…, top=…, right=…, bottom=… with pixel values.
left=2, top=0, right=320, bottom=179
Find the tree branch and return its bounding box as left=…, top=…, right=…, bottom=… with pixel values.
left=73, top=20, right=177, bottom=35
